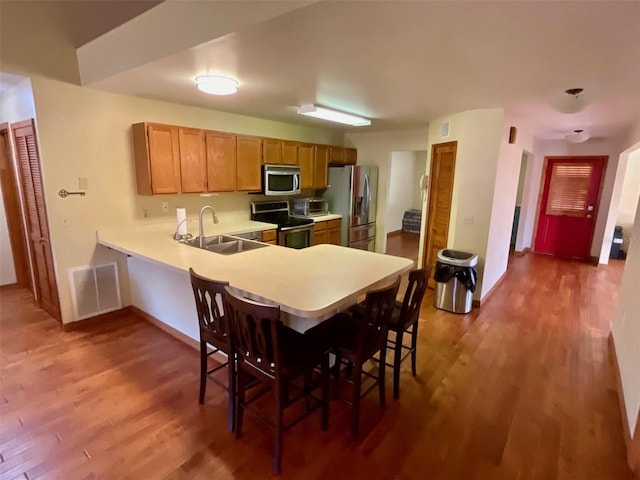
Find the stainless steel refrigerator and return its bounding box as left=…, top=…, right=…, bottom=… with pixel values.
left=323, top=165, right=378, bottom=251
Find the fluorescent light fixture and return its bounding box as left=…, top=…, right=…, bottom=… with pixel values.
left=195, top=75, right=238, bottom=95
left=565, top=129, right=590, bottom=144
left=297, top=104, right=371, bottom=126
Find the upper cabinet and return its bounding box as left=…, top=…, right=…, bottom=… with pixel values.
left=178, top=127, right=206, bottom=193
left=299, top=143, right=314, bottom=190
left=282, top=141, right=299, bottom=166
left=262, top=138, right=282, bottom=165
left=314, top=145, right=329, bottom=189
left=132, top=121, right=354, bottom=195
left=345, top=147, right=357, bottom=165
left=205, top=131, right=236, bottom=192
left=329, top=146, right=357, bottom=166
left=237, top=136, right=262, bottom=191
left=132, top=123, right=181, bottom=195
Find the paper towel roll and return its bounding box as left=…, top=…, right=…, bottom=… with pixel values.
left=176, top=208, right=187, bottom=235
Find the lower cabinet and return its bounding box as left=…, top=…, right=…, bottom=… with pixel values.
left=261, top=229, right=278, bottom=245
left=313, top=219, right=341, bottom=245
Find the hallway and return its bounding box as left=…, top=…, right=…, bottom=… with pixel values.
left=0, top=254, right=632, bottom=479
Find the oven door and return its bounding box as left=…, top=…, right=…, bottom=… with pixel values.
left=278, top=225, right=313, bottom=249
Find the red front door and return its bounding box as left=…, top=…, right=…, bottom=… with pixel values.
left=535, top=156, right=606, bottom=259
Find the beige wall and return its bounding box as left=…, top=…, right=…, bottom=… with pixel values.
left=421, top=109, right=504, bottom=300
left=28, top=75, right=342, bottom=323
left=344, top=128, right=429, bottom=253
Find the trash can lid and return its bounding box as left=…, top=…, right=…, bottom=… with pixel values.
left=437, top=249, right=478, bottom=267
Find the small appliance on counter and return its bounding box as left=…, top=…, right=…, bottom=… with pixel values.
left=291, top=197, right=328, bottom=217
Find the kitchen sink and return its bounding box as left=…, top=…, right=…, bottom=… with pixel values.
left=182, top=235, right=269, bottom=255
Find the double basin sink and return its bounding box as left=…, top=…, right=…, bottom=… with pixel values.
left=182, top=234, right=269, bottom=255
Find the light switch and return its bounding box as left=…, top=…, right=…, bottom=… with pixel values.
left=78, top=177, right=88, bottom=190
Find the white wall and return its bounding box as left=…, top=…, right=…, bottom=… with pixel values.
left=524, top=137, right=627, bottom=263
left=386, top=151, right=417, bottom=234
left=482, top=118, right=534, bottom=298
left=612, top=193, right=640, bottom=436
left=26, top=75, right=343, bottom=324
left=616, top=148, right=640, bottom=239
left=413, top=150, right=428, bottom=210
left=344, top=129, right=429, bottom=253
left=0, top=77, right=37, bottom=286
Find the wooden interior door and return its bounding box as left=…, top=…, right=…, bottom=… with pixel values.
left=12, top=119, right=60, bottom=321
left=534, top=156, right=606, bottom=259
left=423, top=141, right=457, bottom=288
left=0, top=125, right=30, bottom=288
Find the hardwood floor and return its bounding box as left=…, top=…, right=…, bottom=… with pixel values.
left=0, top=255, right=632, bottom=479
left=386, top=231, right=420, bottom=263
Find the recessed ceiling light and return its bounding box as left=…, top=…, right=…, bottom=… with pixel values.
left=195, top=75, right=238, bottom=95
left=297, top=104, right=371, bottom=126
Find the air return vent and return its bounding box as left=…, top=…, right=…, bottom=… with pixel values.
left=68, top=263, right=121, bottom=320
left=441, top=120, right=450, bottom=138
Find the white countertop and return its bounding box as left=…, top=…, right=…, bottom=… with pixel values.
left=310, top=213, right=342, bottom=222
left=98, top=219, right=412, bottom=320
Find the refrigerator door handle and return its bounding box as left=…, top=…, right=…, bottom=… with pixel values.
left=363, top=173, right=370, bottom=219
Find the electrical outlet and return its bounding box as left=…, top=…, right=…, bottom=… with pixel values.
left=78, top=177, right=88, bottom=190
left=464, top=215, right=474, bottom=225
left=161, top=201, right=169, bottom=213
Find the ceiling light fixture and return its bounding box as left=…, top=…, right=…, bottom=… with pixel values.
left=297, top=104, right=371, bottom=126
left=195, top=75, right=238, bottom=95
left=558, top=87, right=587, bottom=114
left=565, top=129, right=590, bottom=144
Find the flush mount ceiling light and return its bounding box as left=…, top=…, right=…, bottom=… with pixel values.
left=297, top=104, right=371, bottom=126
left=195, top=75, right=238, bottom=95
left=557, top=87, right=588, bottom=114
left=565, top=129, right=590, bottom=144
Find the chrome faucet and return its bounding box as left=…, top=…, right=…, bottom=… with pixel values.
left=198, top=205, right=219, bottom=247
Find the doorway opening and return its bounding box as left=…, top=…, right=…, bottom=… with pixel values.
left=385, top=150, right=427, bottom=264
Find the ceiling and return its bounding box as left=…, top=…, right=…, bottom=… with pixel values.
left=60, top=1, right=640, bottom=138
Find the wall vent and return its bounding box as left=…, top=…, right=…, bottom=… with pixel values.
left=68, top=263, right=121, bottom=320
left=441, top=120, right=450, bottom=138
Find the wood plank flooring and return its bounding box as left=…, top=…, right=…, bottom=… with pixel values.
left=0, top=254, right=632, bottom=479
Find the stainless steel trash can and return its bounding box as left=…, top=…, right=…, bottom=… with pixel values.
left=433, top=249, right=478, bottom=314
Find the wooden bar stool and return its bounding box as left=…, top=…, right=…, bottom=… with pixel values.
left=330, top=276, right=400, bottom=437
left=189, top=268, right=234, bottom=432
left=223, top=287, right=330, bottom=474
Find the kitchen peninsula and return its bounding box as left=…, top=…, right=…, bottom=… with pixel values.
left=97, top=220, right=413, bottom=343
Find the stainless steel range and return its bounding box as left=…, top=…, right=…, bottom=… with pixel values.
left=250, top=201, right=314, bottom=249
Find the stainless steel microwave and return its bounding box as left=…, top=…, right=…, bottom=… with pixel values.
left=262, top=165, right=301, bottom=196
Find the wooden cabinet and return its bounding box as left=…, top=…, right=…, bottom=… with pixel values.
left=260, top=229, right=277, bottom=245
left=205, top=131, right=236, bottom=192
left=133, top=121, right=355, bottom=195
left=133, top=123, right=181, bottom=195
left=299, top=143, right=314, bottom=190
left=329, top=146, right=345, bottom=165
left=314, top=145, right=329, bottom=190
left=314, top=218, right=341, bottom=245
left=178, top=127, right=206, bottom=193
left=282, top=141, right=298, bottom=166
left=327, top=218, right=341, bottom=245
left=262, top=138, right=282, bottom=164
left=345, top=147, right=357, bottom=165
left=313, top=225, right=327, bottom=245
left=237, top=136, right=262, bottom=191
